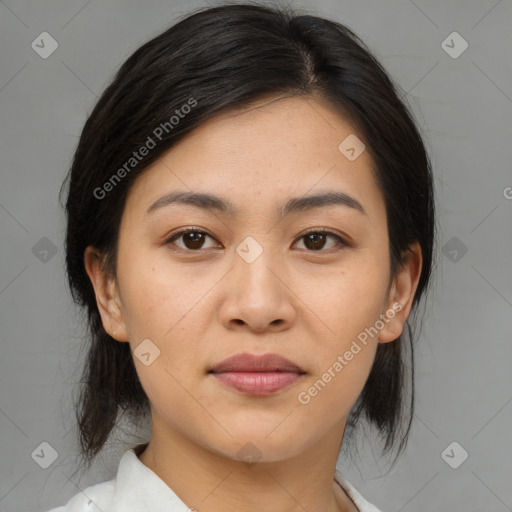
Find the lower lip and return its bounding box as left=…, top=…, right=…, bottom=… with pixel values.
left=211, top=371, right=303, bottom=395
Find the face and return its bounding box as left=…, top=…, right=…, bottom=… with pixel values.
left=86, top=94, right=421, bottom=463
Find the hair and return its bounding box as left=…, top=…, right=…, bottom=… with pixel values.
left=60, top=2, right=436, bottom=476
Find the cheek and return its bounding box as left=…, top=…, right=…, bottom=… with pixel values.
left=116, top=258, right=204, bottom=407
left=298, top=282, right=382, bottom=418
left=117, top=268, right=168, bottom=340
left=298, top=258, right=387, bottom=404
left=297, top=344, right=377, bottom=426
left=116, top=247, right=187, bottom=337
left=310, top=258, right=389, bottom=342
left=117, top=252, right=215, bottom=375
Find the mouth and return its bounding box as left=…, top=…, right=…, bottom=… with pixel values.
left=208, top=352, right=306, bottom=396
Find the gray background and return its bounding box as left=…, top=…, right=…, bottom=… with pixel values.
left=1, top=0, right=511, bottom=511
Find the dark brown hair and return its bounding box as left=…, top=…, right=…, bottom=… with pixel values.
left=60, top=2, right=436, bottom=475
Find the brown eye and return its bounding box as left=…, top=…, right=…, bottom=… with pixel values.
left=294, top=230, right=347, bottom=251
left=165, top=228, right=347, bottom=253
left=166, top=229, right=219, bottom=251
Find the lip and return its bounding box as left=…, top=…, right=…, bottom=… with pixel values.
left=209, top=353, right=306, bottom=396
left=210, top=352, right=305, bottom=373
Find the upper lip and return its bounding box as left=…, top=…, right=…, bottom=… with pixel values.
left=209, top=353, right=306, bottom=374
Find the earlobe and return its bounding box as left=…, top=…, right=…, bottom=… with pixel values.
left=83, top=246, right=129, bottom=342
left=378, top=241, right=423, bottom=344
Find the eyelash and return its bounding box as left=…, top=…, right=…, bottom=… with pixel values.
left=164, top=227, right=349, bottom=253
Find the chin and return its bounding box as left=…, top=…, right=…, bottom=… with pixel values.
left=211, top=433, right=308, bottom=464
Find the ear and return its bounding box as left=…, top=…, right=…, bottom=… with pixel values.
left=378, top=241, right=423, bottom=343
left=83, top=245, right=129, bottom=342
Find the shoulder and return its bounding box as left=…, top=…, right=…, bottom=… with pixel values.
left=43, top=478, right=116, bottom=512
left=41, top=446, right=148, bottom=512
left=334, top=469, right=384, bottom=512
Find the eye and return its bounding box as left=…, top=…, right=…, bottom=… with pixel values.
left=293, top=229, right=348, bottom=252
left=165, top=228, right=220, bottom=251
left=165, top=227, right=348, bottom=252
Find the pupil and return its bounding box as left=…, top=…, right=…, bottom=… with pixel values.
left=186, top=232, right=204, bottom=249
left=306, top=233, right=325, bottom=250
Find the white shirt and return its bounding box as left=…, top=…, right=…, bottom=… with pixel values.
left=45, top=447, right=382, bottom=512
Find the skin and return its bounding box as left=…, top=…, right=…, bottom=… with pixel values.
left=85, top=93, right=422, bottom=512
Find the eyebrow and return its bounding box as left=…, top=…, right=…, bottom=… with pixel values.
left=146, top=190, right=367, bottom=217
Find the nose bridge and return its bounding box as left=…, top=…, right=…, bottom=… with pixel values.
left=233, top=234, right=281, bottom=295
left=217, top=232, right=296, bottom=331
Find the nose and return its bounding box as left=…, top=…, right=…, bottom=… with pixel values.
left=217, top=245, right=296, bottom=334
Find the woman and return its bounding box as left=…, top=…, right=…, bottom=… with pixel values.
left=48, top=3, right=435, bottom=511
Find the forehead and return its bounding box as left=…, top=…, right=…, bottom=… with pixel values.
left=124, top=95, right=385, bottom=221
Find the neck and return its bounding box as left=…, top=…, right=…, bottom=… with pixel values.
left=136, top=415, right=358, bottom=512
